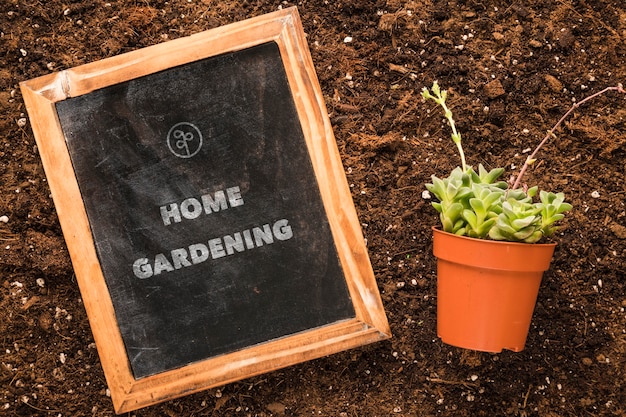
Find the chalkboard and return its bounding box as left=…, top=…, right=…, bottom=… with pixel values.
left=56, top=41, right=355, bottom=378
left=21, top=8, right=390, bottom=414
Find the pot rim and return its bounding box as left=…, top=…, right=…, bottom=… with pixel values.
left=431, top=226, right=558, bottom=248
left=431, top=226, right=557, bottom=271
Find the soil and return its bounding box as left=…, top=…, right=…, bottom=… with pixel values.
left=1, top=0, right=625, bottom=416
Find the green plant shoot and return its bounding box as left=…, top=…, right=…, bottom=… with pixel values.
left=421, top=81, right=467, bottom=172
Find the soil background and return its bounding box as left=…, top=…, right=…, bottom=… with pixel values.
left=1, top=0, right=625, bottom=416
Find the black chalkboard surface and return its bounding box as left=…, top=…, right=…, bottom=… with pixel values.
left=56, top=42, right=355, bottom=378
left=21, top=8, right=389, bottom=413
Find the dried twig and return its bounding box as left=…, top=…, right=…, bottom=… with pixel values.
left=426, top=376, right=479, bottom=388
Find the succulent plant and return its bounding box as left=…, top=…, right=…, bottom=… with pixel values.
left=422, top=81, right=623, bottom=243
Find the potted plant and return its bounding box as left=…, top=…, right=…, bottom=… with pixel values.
left=421, top=81, right=624, bottom=353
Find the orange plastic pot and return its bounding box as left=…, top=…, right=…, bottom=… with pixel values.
left=432, top=227, right=556, bottom=353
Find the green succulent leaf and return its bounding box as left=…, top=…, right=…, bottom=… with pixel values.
left=426, top=176, right=446, bottom=200
left=513, top=228, right=535, bottom=240
left=445, top=202, right=464, bottom=220
left=477, top=164, right=505, bottom=184
left=462, top=209, right=477, bottom=229
left=483, top=190, right=503, bottom=208
left=521, top=230, right=544, bottom=243
left=469, top=198, right=486, bottom=218
left=453, top=219, right=466, bottom=234
left=487, top=226, right=507, bottom=241
left=511, top=216, right=539, bottom=230
left=506, top=188, right=533, bottom=203
left=441, top=216, right=455, bottom=233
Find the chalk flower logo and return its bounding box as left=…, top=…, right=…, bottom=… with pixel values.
left=167, top=122, right=203, bottom=158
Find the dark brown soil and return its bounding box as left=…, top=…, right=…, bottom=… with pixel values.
left=1, top=1, right=625, bottom=416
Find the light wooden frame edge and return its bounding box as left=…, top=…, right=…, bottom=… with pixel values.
left=20, top=7, right=390, bottom=414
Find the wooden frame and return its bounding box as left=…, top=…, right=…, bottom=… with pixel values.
left=20, top=7, right=390, bottom=414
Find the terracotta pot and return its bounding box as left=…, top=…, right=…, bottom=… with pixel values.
left=432, top=227, right=556, bottom=353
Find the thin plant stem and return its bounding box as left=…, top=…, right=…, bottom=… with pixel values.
left=511, top=83, right=625, bottom=190
left=443, top=102, right=467, bottom=172
left=422, top=82, right=467, bottom=171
